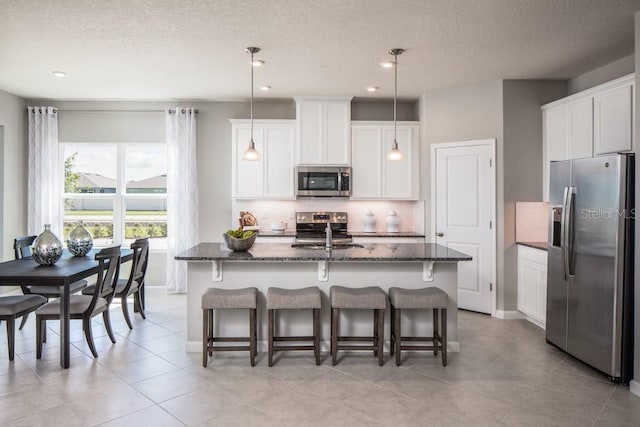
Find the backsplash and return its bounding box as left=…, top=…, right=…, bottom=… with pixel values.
left=232, top=200, right=425, bottom=234
left=516, top=202, right=549, bottom=242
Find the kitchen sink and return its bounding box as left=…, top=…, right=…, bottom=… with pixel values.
left=291, top=243, right=365, bottom=250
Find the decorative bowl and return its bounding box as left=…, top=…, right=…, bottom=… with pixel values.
left=223, top=232, right=257, bottom=252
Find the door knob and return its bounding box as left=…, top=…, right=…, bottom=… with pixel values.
left=436, top=232, right=444, bottom=237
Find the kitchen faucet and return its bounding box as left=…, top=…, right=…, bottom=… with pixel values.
left=325, top=221, right=333, bottom=249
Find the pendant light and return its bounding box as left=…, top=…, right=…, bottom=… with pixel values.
left=242, top=47, right=261, bottom=161
left=386, top=48, right=404, bottom=161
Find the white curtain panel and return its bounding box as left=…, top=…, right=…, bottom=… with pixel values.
left=166, top=108, right=198, bottom=293
left=27, top=106, right=61, bottom=236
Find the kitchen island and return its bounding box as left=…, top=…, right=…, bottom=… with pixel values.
left=176, top=242, right=471, bottom=354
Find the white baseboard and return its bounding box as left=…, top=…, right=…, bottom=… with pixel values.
left=187, top=340, right=461, bottom=353
left=494, top=310, right=525, bottom=320
left=630, top=380, right=640, bottom=397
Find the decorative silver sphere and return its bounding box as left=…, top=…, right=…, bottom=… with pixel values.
left=67, top=220, right=93, bottom=257
left=32, top=224, right=63, bottom=265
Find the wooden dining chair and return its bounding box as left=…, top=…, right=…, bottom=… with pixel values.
left=35, top=246, right=121, bottom=359
left=14, top=235, right=88, bottom=330
left=82, top=237, right=149, bottom=329
left=0, top=295, right=47, bottom=360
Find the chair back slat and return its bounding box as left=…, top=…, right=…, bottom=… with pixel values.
left=120, top=238, right=150, bottom=295
left=14, top=235, right=37, bottom=260
left=88, top=246, right=121, bottom=314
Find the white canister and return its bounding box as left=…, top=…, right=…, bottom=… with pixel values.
left=363, top=210, right=377, bottom=233
left=386, top=210, right=400, bottom=233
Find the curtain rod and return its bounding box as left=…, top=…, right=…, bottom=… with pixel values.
left=53, top=108, right=199, bottom=114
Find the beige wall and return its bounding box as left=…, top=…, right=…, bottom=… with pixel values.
left=419, top=80, right=505, bottom=308
left=568, top=54, right=634, bottom=95
left=0, top=90, right=27, bottom=262
left=502, top=80, right=567, bottom=310
left=419, top=79, right=566, bottom=313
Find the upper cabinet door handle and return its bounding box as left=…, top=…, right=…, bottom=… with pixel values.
left=436, top=232, right=444, bottom=237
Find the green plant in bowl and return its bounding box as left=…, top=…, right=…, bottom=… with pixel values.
left=223, top=228, right=257, bottom=251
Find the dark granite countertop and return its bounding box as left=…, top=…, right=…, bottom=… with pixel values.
left=517, top=242, right=548, bottom=251
left=349, top=231, right=426, bottom=238
left=176, top=242, right=472, bottom=262
left=255, top=231, right=425, bottom=238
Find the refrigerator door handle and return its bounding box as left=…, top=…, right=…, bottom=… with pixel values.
left=563, top=186, right=576, bottom=280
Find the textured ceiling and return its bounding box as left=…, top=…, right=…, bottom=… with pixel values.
left=1, top=0, right=639, bottom=101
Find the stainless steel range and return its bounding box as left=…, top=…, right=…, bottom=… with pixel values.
left=295, top=211, right=351, bottom=244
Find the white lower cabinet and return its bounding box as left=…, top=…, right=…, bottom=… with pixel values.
left=231, top=120, right=296, bottom=200
left=517, top=245, right=547, bottom=328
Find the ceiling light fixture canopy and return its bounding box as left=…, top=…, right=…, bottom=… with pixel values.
left=242, top=46, right=261, bottom=161
left=386, top=48, right=404, bottom=162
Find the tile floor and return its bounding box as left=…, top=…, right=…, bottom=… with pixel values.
left=1, top=289, right=640, bottom=426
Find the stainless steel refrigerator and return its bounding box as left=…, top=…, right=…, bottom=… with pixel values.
left=546, top=154, right=634, bottom=384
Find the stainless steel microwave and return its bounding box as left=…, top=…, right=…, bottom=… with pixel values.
left=296, top=166, right=351, bottom=197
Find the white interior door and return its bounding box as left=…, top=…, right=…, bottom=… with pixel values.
left=432, top=140, right=495, bottom=314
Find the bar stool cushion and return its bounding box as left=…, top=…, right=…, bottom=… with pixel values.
left=389, top=287, right=448, bottom=309
left=330, top=286, right=386, bottom=309
left=267, top=286, right=321, bottom=309
left=202, top=287, right=258, bottom=309
left=0, top=295, right=47, bottom=315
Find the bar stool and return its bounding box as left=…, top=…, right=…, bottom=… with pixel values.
left=330, top=285, right=386, bottom=366
left=267, top=286, right=322, bottom=366
left=389, top=287, right=448, bottom=366
left=202, top=287, right=258, bottom=367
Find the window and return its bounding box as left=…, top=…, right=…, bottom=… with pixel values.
left=61, top=143, right=167, bottom=248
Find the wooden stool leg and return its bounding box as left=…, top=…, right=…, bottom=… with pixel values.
left=249, top=308, right=256, bottom=367
left=202, top=309, right=209, bottom=367
left=209, top=309, right=214, bottom=356
left=377, top=308, right=384, bottom=366
left=373, top=309, right=379, bottom=357
left=268, top=309, right=274, bottom=367
left=441, top=308, right=447, bottom=366
left=390, top=305, right=395, bottom=356
left=395, top=307, right=401, bottom=366
left=331, top=307, right=338, bottom=366
left=433, top=308, right=439, bottom=356
left=313, top=308, right=320, bottom=365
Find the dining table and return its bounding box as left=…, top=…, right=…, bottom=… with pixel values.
left=0, top=247, right=133, bottom=368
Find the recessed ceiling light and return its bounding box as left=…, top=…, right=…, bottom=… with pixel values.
left=365, top=86, right=379, bottom=92
left=259, top=85, right=272, bottom=91
left=52, top=71, right=67, bottom=77
left=251, top=59, right=265, bottom=67
left=380, top=61, right=394, bottom=69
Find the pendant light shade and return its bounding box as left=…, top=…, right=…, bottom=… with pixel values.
left=242, top=47, right=261, bottom=161
left=386, top=48, right=404, bottom=162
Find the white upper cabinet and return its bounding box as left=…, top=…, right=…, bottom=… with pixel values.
left=594, top=83, right=633, bottom=155
left=351, top=122, right=419, bottom=200
left=295, top=97, right=352, bottom=165
left=568, top=98, right=594, bottom=159
left=231, top=120, right=296, bottom=200
left=544, top=106, right=569, bottom=162
left=542, top=73, right=634, bottom=202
